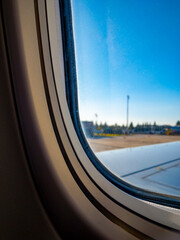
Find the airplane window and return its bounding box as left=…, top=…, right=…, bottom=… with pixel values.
left=70, top=0, right=180, bottom=199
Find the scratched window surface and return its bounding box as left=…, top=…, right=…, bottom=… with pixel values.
left=71, top=0, right=180, bottom=196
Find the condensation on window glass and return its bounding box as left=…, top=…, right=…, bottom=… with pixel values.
left=71, top=0, right=180, bottom=197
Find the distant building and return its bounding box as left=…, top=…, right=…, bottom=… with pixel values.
left=167, top=126, right=180, bottom=135
left=81, top=121, right=94, bottom=137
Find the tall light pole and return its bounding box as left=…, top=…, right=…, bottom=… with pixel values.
left=95, top=113, right=98, bottom=127
left=126, top=95, right=130, bottom=133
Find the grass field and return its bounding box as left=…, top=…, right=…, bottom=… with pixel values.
left=88, top=134, right=180, bottom=152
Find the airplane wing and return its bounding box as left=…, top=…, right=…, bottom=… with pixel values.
left=97, top=141, right=180, bottom=196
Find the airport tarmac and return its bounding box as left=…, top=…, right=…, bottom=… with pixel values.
left=88, top=134, right=180, bottom=152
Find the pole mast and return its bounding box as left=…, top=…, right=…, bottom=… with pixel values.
left=126, top=95, right=130, bottom=133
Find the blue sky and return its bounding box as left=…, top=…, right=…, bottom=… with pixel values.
left=71, top=0, right=180, bottom=126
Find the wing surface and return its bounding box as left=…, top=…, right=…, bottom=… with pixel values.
left=97, top=142, right=180, bottom=196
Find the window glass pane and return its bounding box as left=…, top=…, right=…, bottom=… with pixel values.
left=71, top=0, right=180, bottom=197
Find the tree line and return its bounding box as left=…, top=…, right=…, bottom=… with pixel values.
left=95, top=121, right=180, bottom=134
